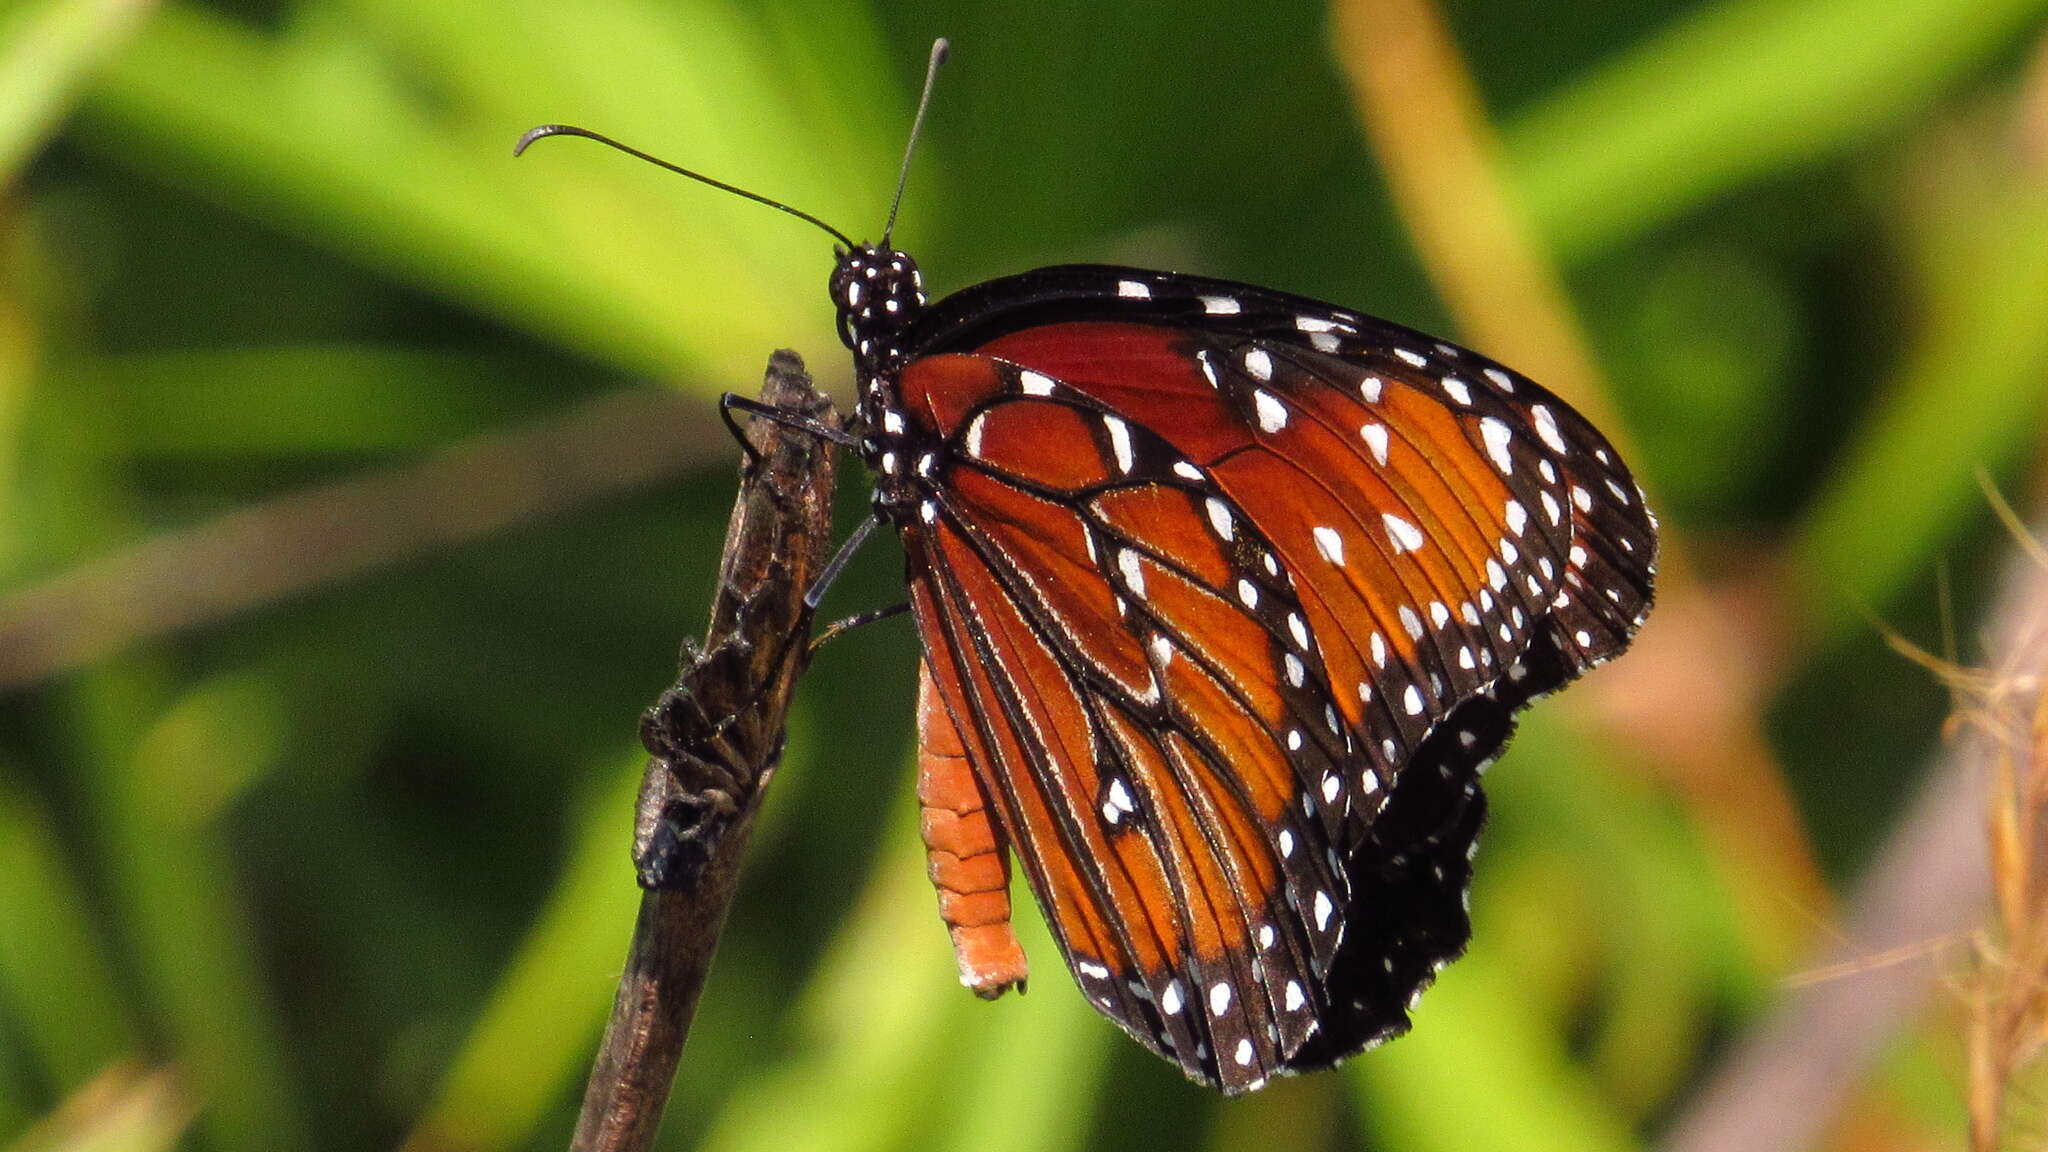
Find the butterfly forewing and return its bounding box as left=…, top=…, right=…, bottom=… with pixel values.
left=882, top=262, right=1656, bottom=1083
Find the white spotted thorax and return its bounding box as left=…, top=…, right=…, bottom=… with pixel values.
left=832, top=244, right=931, bottom=520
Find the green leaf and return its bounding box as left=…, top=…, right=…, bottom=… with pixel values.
left=76, top=1, right=890, bottom=383
left=69, top=667, right=307, bottom=1152
left=0, top=775, right=142, bottom=1089
left=0, top=0, right=155, bottom=184
left=405, top=752, right=644, bottom=1152
left=1793, top=155, right=2048, bottom=637
left=1505, top=0, right=2048, bottom=261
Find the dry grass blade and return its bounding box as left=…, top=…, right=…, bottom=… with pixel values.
left=1942, top=485, right=2048, bottom=1152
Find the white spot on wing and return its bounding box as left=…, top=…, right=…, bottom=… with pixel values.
left=1118, top=549, right=1146, bottom=596
left=1361, top=422, right=1389, bottom=466
left=1254, top=390, right=1288, bottom=432
left=1384, top=513, right=1425, bottom=553
left=1104, top=415, right=1134, bottom=473
left=1442, top=377, right=1472, bottom=405
left=1206, top=498, right=1235, bottom=540
left=1107, top=779, right=1135, bottom=814
left=1018, top=370, right=1056, bottom=396
left=1211, top=982, right=1233, bottom=1015
left=1200, top=295, right=1241, bottom=315
left=1533, top=404, right=1567, bottom=453
left=1313, top=525, right=1345, bottom=565
left=1243, top=347, right=1274, bottom=382
left=1480, top=417, right=1514, bottom=474
left=1118, top=279, right=1150, bottom=299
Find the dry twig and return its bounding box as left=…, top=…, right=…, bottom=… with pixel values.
left=568, top=352, right=839, bottom=1152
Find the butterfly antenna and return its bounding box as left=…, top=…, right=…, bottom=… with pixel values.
left=514, top=123, right=857, bottom=249
left=880, top=37, right=949, bottom=248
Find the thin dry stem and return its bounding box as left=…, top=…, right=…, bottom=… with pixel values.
left=1953, top=545, right=2048, bottom=1152
left=564, top=352, right=838, bottom=1152
left=1662, top=474, right=2048, bottom=1152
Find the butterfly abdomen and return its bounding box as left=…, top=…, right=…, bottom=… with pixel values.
left=916, top=659, right=1028, bottom=999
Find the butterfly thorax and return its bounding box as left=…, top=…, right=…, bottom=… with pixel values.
left=834, top=244, right=934, bottom=520
left=833, top=244, right=926, bottom=370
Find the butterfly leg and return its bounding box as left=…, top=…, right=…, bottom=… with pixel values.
left=721, top=392, right=862, bottom=472
left=809, top=601, right=910, bottom=652
left=916, top=660, right=1028, bottom=998
left=801, top=514, right=881, bottom=612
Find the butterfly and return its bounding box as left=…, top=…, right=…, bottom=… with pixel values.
left=520, top=39, right=1655, bottom=1095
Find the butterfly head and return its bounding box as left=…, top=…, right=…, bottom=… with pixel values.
left=833, top=245, right=927, bottom=369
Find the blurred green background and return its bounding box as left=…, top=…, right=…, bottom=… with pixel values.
left=4, top=0, right=2048, bottom=1149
